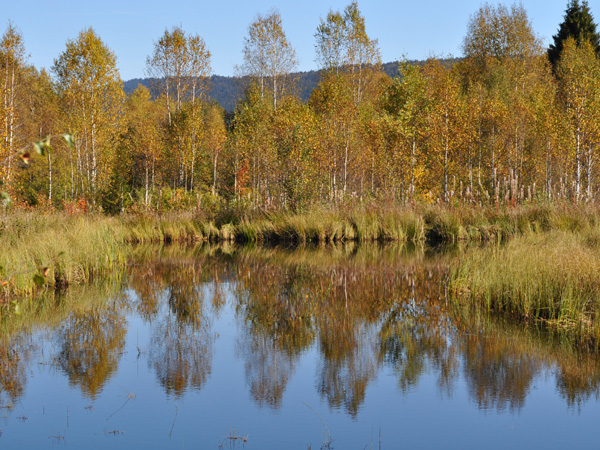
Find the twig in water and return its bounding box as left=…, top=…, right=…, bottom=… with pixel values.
left=224, top=428, right=249, bottom=447
left=48, top=432, right=65, bottom=443
left=103, top=428, right=125, bottom=436
left=364, top=425, right=382, bottom=450
left=169, top=401, right=179, bottom=438
left=106, top=395, right=134, bottom=421
left=303, top=402, right=333, bottom=449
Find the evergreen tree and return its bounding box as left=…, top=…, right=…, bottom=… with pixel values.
left=548, top=0, right=600, bottom=69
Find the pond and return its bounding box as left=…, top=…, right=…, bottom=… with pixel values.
left=1, top=243, right=599, bottom=449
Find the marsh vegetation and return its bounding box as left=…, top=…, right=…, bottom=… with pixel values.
left=5, top=203, right=600, bottom=343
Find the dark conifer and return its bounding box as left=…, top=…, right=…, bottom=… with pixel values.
left=548, top=0, right=600, bottom=68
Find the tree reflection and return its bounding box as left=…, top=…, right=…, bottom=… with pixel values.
left=146, top=263, right=214, bottom=397
left=380, top=313, right=457, bottom=395
left=233, top=252, right=456, bottom=416
left=311, top=269, right=382, bottom=417
left=128, top=245, right=232, bottom=321
left=555, top=354, right=600, bottom=408
left=148, top=311, right=213, bottom=397
left=230, top=244, right=600, bottom=416
left=238, top=329, right=296, bottom=409
left=129, top=263, right=161, bottom=321
left=317, top=322, right=379, bottom=418
left=54, top=306, right=126, bottom=399
left=0, top=335, right=34, bottom=406
left=235, top=260, right=315, bottom=408
left=461, top=335, right=538, bottom=412
left=0, top=242, right=598, bottom=419
left=452, top=308, right=600, bottom=412
left=379, top=271, right=457, bottom=395
left=128, top=247, right=237, bottom=397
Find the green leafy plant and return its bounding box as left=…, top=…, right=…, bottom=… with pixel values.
left=0, top=134, right=74, bottom=206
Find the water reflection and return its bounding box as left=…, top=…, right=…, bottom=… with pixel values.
left=380, top=305, right=458, bottom=396
left=311, top=270, right=382, bottom=418
left=237, top=329, right=296, bottom=408
left=234, top=261, right=314, bottom=408
left=129, top=256, right=218, bottom=397
left=148, top=310, right=213, bottom=397
left=556, top=355, right=600, bottom=408
left=232, top=249, right=457, bottom=416
left=227, top=244, right=600, bottom=415
left=453, top=309, right=600, bottom=410
left=0, top=336, right=33, bottom=406
left=1, top=243, right=600, bottom=419
left=461, top=334, right=538, bottom=412
left=54, top=306, right=126, bottom=399
left=317, top=322, right=379, bottom=418
left=0, top=283, right=123, bottom=410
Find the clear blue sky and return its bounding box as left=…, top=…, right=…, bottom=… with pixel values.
left=2, top=0, right=589, bottom=81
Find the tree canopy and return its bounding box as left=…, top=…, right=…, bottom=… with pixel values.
left=2, top=2, right=600, bottom=212
left=238, top=9, right=297, bottom=111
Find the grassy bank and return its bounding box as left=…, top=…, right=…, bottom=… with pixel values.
left=3, top=202, right=600, bottom=299
left=449, top=230, right=600, bottom=341
left=0, top=213, right=129, bottom=297
left=125, top=201, right=600, bottom=244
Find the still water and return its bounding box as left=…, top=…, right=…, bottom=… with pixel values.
left=1, top=244, right=599, bottom=449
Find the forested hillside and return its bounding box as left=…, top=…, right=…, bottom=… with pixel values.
left=123, top=61, right=415, bottom=112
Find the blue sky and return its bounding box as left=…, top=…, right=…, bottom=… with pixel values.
left=2, top=0, right=588, bottom=80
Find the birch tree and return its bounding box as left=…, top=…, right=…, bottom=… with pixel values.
left=146, top=27, right=211, bottom=124
left=381, top=62, right=427, bottom=199
left=146, top=27, right=212, bottom=189
left=202, top=103, right=227, bottom=196
left=556, top=38, right=600, bottom=201
left=315, top=1, right=381, bottom=104
left=238, top=9, right=297, bottom=112
left=53, top=28, right=124, bottom=201
left=0, top=23, right=27, bottom=188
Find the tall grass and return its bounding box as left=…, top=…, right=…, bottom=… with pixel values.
left=223, top=202, right=600, bottom=244
left=232, top=205, right=428, bottom=243
left=0, top=213, right=128, bottom=296
left=449, top=230, right=600, bottom=339
left=3, top=201, right=600, bottom=298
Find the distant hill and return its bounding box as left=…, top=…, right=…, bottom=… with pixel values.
left=123, top=60, right=455, bottom=112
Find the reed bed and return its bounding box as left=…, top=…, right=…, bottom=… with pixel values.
left=3, top=201, right=600, bottom=298
left=224, top=202, right=600, bottom=244
left=0, top=213, right=128, bottom=296
left=449, top=230, right=600, bottom=339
